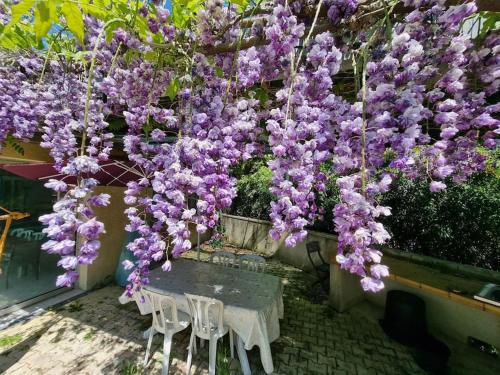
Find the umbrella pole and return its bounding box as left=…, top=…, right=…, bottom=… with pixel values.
left=0, top=207, right=30, bottom=271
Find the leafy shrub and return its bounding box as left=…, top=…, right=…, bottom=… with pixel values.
left=381, top=173, right=500, bottom=271
left=230, top=162, right=274, bottom=221
left=229, top=158, right=499, bottom=270
left=229, top=159, right=341, bottom=231
left=309, top=172, right=340, bottom=233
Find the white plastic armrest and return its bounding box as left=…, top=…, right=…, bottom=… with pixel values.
left=118, top=292, right=132, bottom=304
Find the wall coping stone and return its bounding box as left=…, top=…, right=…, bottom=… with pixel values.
left=222, top=214, right=499, bottom=283
left=381, top=246, right=500, bottom=284
left=222, top=213, right=339, bottom=241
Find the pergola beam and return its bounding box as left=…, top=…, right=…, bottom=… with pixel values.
left=202, top=0, right=499, bottom=56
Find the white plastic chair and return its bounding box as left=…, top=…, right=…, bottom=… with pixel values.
left=143, top=291, right=190, bottom=375
left=118, top=289, right=152, bottom=315
left=210, top=251, right=237, bottom=268
left=15, top=229, right=33, bottom=240
left=9, top=228, right=24, bottom=237
left=239, top=254, right=266, bottom=272
left=32, top=232, right=45, bottom=240
left=185, top=293, right=233, bottom=375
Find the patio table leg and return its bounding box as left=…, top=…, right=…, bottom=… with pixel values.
left=144, top=327, right=155, bottom=366
left=208, top=335, right=217, bottom=375
left=186, top=330, right=195, bottom=375
left=229, top=329, right=234, bottom=358
left=162, top=332, right=173, bottom=375
left=236, top=335, right=251, bottom=375
left=143, top=327, right=153, bottom=339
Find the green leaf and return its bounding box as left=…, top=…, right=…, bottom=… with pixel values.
left=215, top=66, right=224, bottom=78
left=0, top=35, right=16, bottom=49
left=228, top=0, right=249, bottom=12
left=123, top=48, right=136, bottom=64
left=114, top=1, right=131, bottom=17
left=95, top=0, right=112, bottom=7
left=5, top=136, right=25, bottom=155
left=133, top=14, right=149, bottom=39
left=228, top=0, right=248, bottom=5
left=8, top=0, right=36, bottom=26
left=104, top=19, right=126, bottom=43
left=166, top=77, right=180, bottom=101
left=382, top=0, right=393, bottom=41
left=61, top=3, right=84, bottom=43
left=12, top=24, right=32, bottom=48
left=34, top=1, right=56, bottom=40
left=172, top=0, right=201, bottom=29
left=80, top=0, right=107, bottom=19
left=254, top=87, right=268, bottom=106
left=0, top=25, right=28, bottom=49
left=72, top=50, right=91, bottom=62
left=478, top=11, right=500, bottom=38
left=144, top=50, right=157, bottom=62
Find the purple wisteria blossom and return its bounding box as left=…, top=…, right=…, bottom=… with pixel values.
left=268, top=32, right=346, bottom=248
left=0, top=0, right=497, bottom=294
left=326, top=0, right=358, bottom=24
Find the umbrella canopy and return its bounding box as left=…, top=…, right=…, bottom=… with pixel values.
left=0, top=160, right=144, bottom=187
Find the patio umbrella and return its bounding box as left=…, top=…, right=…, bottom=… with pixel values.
left=0, top=160, right=144, bottom=265
left=0, top=206, right=30, bottom=267
left=0, top=160, right=144, bottom=187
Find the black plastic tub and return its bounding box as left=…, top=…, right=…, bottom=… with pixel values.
left=380, top=290, right=428, bottom=346
left=415, top=336, right=451, bottom=374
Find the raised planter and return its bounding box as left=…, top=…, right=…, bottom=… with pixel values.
left=221, top=214, right=338, bottom=271
left=221, top=214, right=279, bottom=257
left=222, top=213, right=500, bottom=349
left=381, top=246, right=500, bottom=284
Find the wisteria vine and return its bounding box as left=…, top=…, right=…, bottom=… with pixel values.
left=0, top=0, right=498, bottom=293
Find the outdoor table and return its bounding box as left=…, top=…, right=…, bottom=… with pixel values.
left=142, top=258, right=284, bottom=374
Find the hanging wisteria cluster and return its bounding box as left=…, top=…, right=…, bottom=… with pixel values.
left=0, top=10, right=115, bottom=286
left=0, top=0, right=498, bottom=293
left=267, top=30, right=346, bottom=247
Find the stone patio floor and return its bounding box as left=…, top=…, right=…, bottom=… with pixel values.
left=0, top=249, right=498, bottom=375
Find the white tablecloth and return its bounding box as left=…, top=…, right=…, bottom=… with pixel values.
left=123, top=258, right=283, bottom=374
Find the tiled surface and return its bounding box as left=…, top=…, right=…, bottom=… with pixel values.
left=0, top=250, right=498, bottom=374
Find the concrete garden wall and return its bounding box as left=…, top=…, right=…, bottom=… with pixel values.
left=221, top=214, right=338, bottom=271
left=78, top=186, right=129, bottom=290
left=366, top=276, right=500, bottom=351
left=222, top=214, right=500, bottom=350
left=364, top=248, right=500, bottom=349
left=77, top=192, right=213, bottom=291
left=330, top=252, right=500, bottom=350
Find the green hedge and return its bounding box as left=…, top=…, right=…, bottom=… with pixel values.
left=230, top=159, right=275, bottom=221
left=381, top=173, right=499, bottom=271
left=229, top=160, right=500, bottom=271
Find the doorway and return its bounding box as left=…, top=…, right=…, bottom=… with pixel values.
left=0, top=169, right=67, bottom=311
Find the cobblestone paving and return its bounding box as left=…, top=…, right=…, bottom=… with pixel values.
left=0, top=249, right=497, bottom=374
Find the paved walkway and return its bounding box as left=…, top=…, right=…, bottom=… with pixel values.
left=0, top=250, right=498, bottom=374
